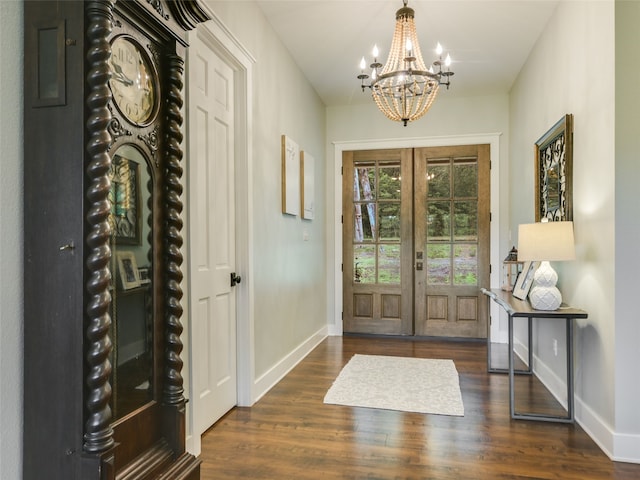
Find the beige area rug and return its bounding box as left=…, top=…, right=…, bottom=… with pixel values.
left=323, top=354, right=464, bottom=416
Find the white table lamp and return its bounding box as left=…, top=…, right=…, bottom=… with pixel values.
left=517, top=221, right=575, bottom=310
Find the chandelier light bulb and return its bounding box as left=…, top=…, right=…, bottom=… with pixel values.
left=436, top=42, right=443, bottom=56
left=372, top=44, right=379, bottom=59
left=406, top=39, right=413, bottom=55
left=372, top=69, right=377, bottom=80
left=445, top=53, right=452, bottom=67
left=360, top=56, right=366, bottom=71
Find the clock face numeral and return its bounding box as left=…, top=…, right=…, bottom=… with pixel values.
left=109, top=36, right=157, bottom=125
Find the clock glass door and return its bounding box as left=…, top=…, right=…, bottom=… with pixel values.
left=109, top=144, right=154, bottom=420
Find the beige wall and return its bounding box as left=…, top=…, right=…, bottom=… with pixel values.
left=203, top=1, right=328, bottom=380
left=0, top=2, right=23, bottom=479
left=0, top=1, right=23, bottom=478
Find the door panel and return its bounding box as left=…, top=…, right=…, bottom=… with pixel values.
left=342, top=145, right=490, bottom=338
left=189, top=35, right=237, bottom=436
left=414, top=145, right=490, bottom=337
left=343, top=149, right=414, bottom=335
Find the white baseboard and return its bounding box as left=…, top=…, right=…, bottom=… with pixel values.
left=513, top=339, right=640, bottom=464
left=327, top=321, right=342, bottom=336
left=186, top=432, right=197, bottom=457
left=576, top=395, right=640, bottom=464
left=252, top=326, right=328, bottom=403
left=512, top=338, right=530, bottom=368
left=613, top=432, right=640, bottom=464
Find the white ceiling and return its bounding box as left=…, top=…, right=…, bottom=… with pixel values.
left=255, top=0, right=560, bottom=107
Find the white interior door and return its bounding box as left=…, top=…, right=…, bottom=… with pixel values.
left=188, top=31, right=237, bottom=436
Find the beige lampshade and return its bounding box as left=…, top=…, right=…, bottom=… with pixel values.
left=517, top=221, right=575, bottom=262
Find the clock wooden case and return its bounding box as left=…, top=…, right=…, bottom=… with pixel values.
left=23, top=1, right=209, bottom=479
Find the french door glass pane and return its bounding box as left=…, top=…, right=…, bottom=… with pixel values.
left=354, top=203, right=376, bottom=242
left=427, top=244, right=451, bottom=285
left=454, top=244, right=478, bottom=285
left=354, top=166, right=376, bottom=201
left=378, top=244, right=401, bottom=284
left=427, top=164, right=450, bottom=198
left=454, top=201, right=478, bottom=241
left=354, top=244, right=376, bottom=283
left=453, top=162, right=478, bottom=197
left=427, top=201, right=451, bottom=240
left=378, top=166, right=401, bottom=200
left=379, top=203, right=400, bottom=241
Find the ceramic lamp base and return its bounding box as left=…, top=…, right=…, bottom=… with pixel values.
left=528, top=261, right=562, bottom=310
left=528, top=285, right=562, bottom=310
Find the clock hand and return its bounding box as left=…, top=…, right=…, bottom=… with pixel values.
left=111, top=62, right=134, bottom=86
left=113, top=74, right=134, bottom=86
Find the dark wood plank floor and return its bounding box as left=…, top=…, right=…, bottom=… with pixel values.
left=200, top=336, right=640, bottom=479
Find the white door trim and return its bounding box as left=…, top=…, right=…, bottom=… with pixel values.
left=329, top=134, right=502, bottom=341
left=185, top=10, right=256, bottom=455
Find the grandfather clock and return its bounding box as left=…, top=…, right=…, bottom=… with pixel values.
left=23, top=1, right=209, bottom=479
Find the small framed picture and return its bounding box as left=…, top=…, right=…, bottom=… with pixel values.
left=116, top=251, right=140, bottom=290
left=138, top=266, right=151, bottom=285
left=512, top=261, right=540, bottom=300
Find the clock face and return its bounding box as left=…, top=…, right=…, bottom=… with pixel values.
left=109, top=36, right=157, bottom=125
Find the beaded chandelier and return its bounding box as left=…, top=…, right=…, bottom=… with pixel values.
left=358, top=0, right=454, bottom=126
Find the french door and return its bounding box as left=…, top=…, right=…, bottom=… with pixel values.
left=342, top=145, right=490, bottom=338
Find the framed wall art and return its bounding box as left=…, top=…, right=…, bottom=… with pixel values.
left=301, top=150, right=315, bottom=220
left=281, top=134, right=300, bottom=216
left=109, top=153, right=141, bottom=244
left=534, top=114, right=573, bottom=222
left=116, top=251, right=141, bottom=291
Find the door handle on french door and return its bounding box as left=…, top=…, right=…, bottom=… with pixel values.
left=230, top=272, right=242, bottom=287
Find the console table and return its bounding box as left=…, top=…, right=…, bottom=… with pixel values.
left=481, top=288, right=588, bottom=423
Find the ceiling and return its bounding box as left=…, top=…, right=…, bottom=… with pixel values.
left=254, top=0, right=560, bottom=107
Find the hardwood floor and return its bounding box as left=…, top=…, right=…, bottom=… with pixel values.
left=199, top=336, right=640, bottom=479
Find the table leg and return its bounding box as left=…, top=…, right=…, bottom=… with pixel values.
left=567, top=317, right=575, bottom=421
left=509, top=314, right=515, bottom=418
left=486, top=294, right=492, bottom=373
left=528, top=316, right=533, bottom=372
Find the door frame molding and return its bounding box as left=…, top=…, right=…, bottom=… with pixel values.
left=330, top=134, right=502, bottom=340
left=185, top=9, right=256, bottom=456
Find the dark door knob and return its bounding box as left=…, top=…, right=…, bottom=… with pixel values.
left=230, top=272, right=242, bottom=287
